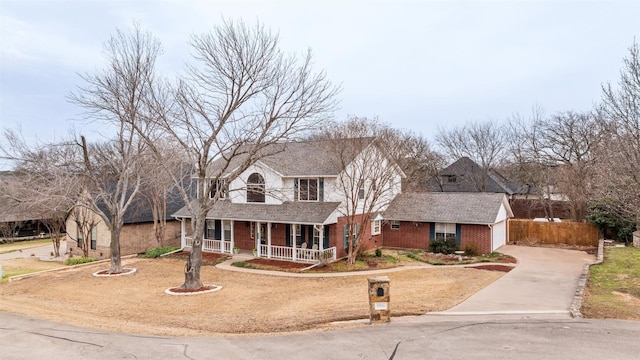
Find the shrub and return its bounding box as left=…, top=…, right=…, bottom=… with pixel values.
left=65, top=257, right=98, bottom=266
left=464, top=242, right=479, bottom=256
left=139, top=246, right=180, bottom=258
left=375, top=248, right=382, bottom=257
left=429, top=238, right=458, bottom=254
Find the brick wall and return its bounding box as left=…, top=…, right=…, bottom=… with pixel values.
left=382, top=221, right=431, bottom=250
left=460, top=224, right=492, bottom=254
left=335, top=214, right=381, bottom=258
left=233, top=221, right=254, bottom=250
left=67, top=220, right=181, bottom=259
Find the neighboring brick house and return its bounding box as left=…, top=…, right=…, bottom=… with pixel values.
left=382, top=192, right=513, bottom=254
left=66, top=194, right=185, bottom=259
left=173, top=138, right=405, bottom=263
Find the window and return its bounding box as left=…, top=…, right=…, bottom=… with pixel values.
left=90, top=226, right=97, bottom=250
left=298, top=178, right=318, bottom=201
left=222, top=220, right=232, bottom=241
left=209, top=179, right=227, bottom=199
left=247, top=173, right=265, bottom=203
left=371, top=219, right=381, bottom=235
left=291, top=224, right=303, bottom=246
left=205, top=220, right=216, bottom=239
left=77, top=228, right=83, bottom=248
left=390, top=220, right=400, bottom=229
left=343, top=223, right=360, bottom=249
left=435, top=223, right=457, bottom=242
left=446, top=175, right=457, bottom=183
left=358, top=186, right=365, bottom=200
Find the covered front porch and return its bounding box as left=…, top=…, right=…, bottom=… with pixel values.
left=180, top=220, right=337, bottom=264
left=175, top=200, right=340, bottom=264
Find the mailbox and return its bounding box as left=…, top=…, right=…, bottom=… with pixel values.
left=368, top=276, right=390, bottom=324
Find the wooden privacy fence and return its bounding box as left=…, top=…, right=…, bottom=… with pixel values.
left=509, top=219, right=599, bottom=247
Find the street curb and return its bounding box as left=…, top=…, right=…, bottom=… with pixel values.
left=570, top=239, right=603, bottom=318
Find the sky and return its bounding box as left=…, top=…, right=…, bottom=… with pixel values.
left=1, top=0, right=639, bottom=169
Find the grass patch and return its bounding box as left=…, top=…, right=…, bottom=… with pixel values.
left=582, top=246, right=640, bottom=320
left=64, top=257, right=98, bottom=266
left=0, top=258, right=65, bottom=284
left=0, top=239, right=52, bottom=254
left=139, top=246, right=180, bottom=258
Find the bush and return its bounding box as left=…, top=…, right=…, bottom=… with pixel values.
left=464, top=242, right=479, bottom=256
left=375, top=248, right=382, bottom=257
left=65, top=257, right=98, bottom=266
left=429, top=238, right=458, bottom=254
left=139, top=246, right=180, bottom=258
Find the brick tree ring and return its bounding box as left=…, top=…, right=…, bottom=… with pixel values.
left=164, top=285, right=223, bottom=296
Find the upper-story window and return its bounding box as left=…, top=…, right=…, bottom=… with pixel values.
left=209, top=179, right=228, bottom=199
left=298, top=178, right=318, bottom=201
left=247, top=173, right=265, bottom=203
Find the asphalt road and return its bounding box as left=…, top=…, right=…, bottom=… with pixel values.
left=1, top=312, right=639, bottom=360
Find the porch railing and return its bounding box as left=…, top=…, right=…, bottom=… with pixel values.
left=258, top=245, right=337, bottom=264
left=184, top=236, right=231, bottom=253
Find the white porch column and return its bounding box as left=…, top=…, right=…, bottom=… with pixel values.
left=230, top=220, right=234, bottom=254
left=220, top=220, right=225, bottom=253
left=317, top=224, right=324, bottom=251
left=267, top=222, right=272, bottom=258
left=255, top=222, right=260, bottom=257
left=292, top=224, right=297, bottom=261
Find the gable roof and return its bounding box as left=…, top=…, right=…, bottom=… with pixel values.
left=383, top=192, right=513, bottom=224
left=207, top=137, right=377, bottom=178
left=173, top=200, right=341, bottom=224
left=431, top=157, right=525, bottom=194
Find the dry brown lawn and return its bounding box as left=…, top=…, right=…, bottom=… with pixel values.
left=0, top=257, right=503, bottom=337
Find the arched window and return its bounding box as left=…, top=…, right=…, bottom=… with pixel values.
left=247, top=173, right=265, bottom=203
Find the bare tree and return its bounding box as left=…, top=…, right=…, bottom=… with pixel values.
left=314, top=116, right=443, bottom=192
left=68, top=23, right=160, bottom=273
left=596, top=39, right=640, bottom=227
left=507, top=110, right=601, bottom=221
left=138, top=138, right=188, bottom=247
left=312, top=117, right=406, bottom=264
left=137, top=20, right=338, bottom=289
left=436, top=120, right=507, bottom=191
left=0, top=130, right=81, bottom=254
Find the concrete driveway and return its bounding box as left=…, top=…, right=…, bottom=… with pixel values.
left=430, top=245, right=595, bottom=317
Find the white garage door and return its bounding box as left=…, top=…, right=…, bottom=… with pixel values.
left=492, top=220, right=507, bottom=251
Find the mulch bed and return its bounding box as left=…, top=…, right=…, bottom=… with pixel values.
left=466, top=264, right=514, bottom=272
left=167, top=285, right=217, bottom=293
left=94, top=268, right=136, bottom=276
left=246, top=258, right=309, bottom=270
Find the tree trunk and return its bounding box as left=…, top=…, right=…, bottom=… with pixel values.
left=51, top=232, right=61, bottom=257
left=181, top=209, right=206, bottom=289
left=182, top=237, right=204, bottom=289
left=109, top=227, right=123, bottom=273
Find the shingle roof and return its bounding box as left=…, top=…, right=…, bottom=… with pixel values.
left=383, top=192, right=512, bottom=224
left=428, top=157, right=525, bottom=194
left=172, top=200, right=341, bottom=224
left=207, top=138, right=376, bottom=177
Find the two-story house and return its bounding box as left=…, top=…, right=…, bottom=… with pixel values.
left=172, top=137, right=404, bottom=263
